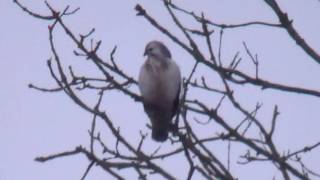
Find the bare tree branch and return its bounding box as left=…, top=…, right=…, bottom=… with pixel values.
left=16, top=0, right=320, bottom=179
left=264, top=0, right=320, bottom=64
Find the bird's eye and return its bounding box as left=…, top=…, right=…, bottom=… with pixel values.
left=148, top=48, right=153, bottom=52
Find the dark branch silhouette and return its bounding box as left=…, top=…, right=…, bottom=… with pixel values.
left=15, top=0, right=320, bottom=179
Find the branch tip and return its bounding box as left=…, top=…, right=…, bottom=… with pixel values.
left=135, top=4, right=145, bottom=16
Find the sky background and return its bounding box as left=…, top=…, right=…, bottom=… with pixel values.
left=1, top=0, right=320, bottom=179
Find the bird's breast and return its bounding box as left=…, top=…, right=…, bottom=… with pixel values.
left=139, top=57, right=181, bottom=108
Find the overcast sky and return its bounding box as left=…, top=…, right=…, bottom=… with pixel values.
left=1, top=0, right=320, bottom=179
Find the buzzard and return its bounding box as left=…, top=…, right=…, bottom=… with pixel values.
left=138, top=41, right=181, bottom=142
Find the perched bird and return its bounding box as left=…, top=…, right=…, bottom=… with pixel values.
left=138, top=41, right=181, bottom=142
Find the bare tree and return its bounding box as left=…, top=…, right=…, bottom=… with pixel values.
left=15, top=0, right=320, bottom=179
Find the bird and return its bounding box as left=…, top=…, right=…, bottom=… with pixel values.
left=138, top=40, right=181, bottom=142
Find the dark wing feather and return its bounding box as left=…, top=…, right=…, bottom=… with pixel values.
left=171, top=85, right=181, bottom=118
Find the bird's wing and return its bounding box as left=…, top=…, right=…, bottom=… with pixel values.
left=166, top=59, right=181, bottom=117
left=158, top=59, right=179, bottom=99
left=171, top=84, right=180, bottom=118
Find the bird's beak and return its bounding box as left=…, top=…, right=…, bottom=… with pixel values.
left=143, top=49, right=147, bottom=56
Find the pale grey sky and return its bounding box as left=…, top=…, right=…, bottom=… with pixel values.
left=1, top=0, right=319, bottom=179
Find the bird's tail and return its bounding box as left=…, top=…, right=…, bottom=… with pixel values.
left=152, top=120, right=169, bottom=142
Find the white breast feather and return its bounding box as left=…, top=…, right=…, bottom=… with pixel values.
left=139, top=58, right=181, bottom=103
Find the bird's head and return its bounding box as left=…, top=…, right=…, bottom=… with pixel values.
left=144, top=41, right=171, bottom=59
